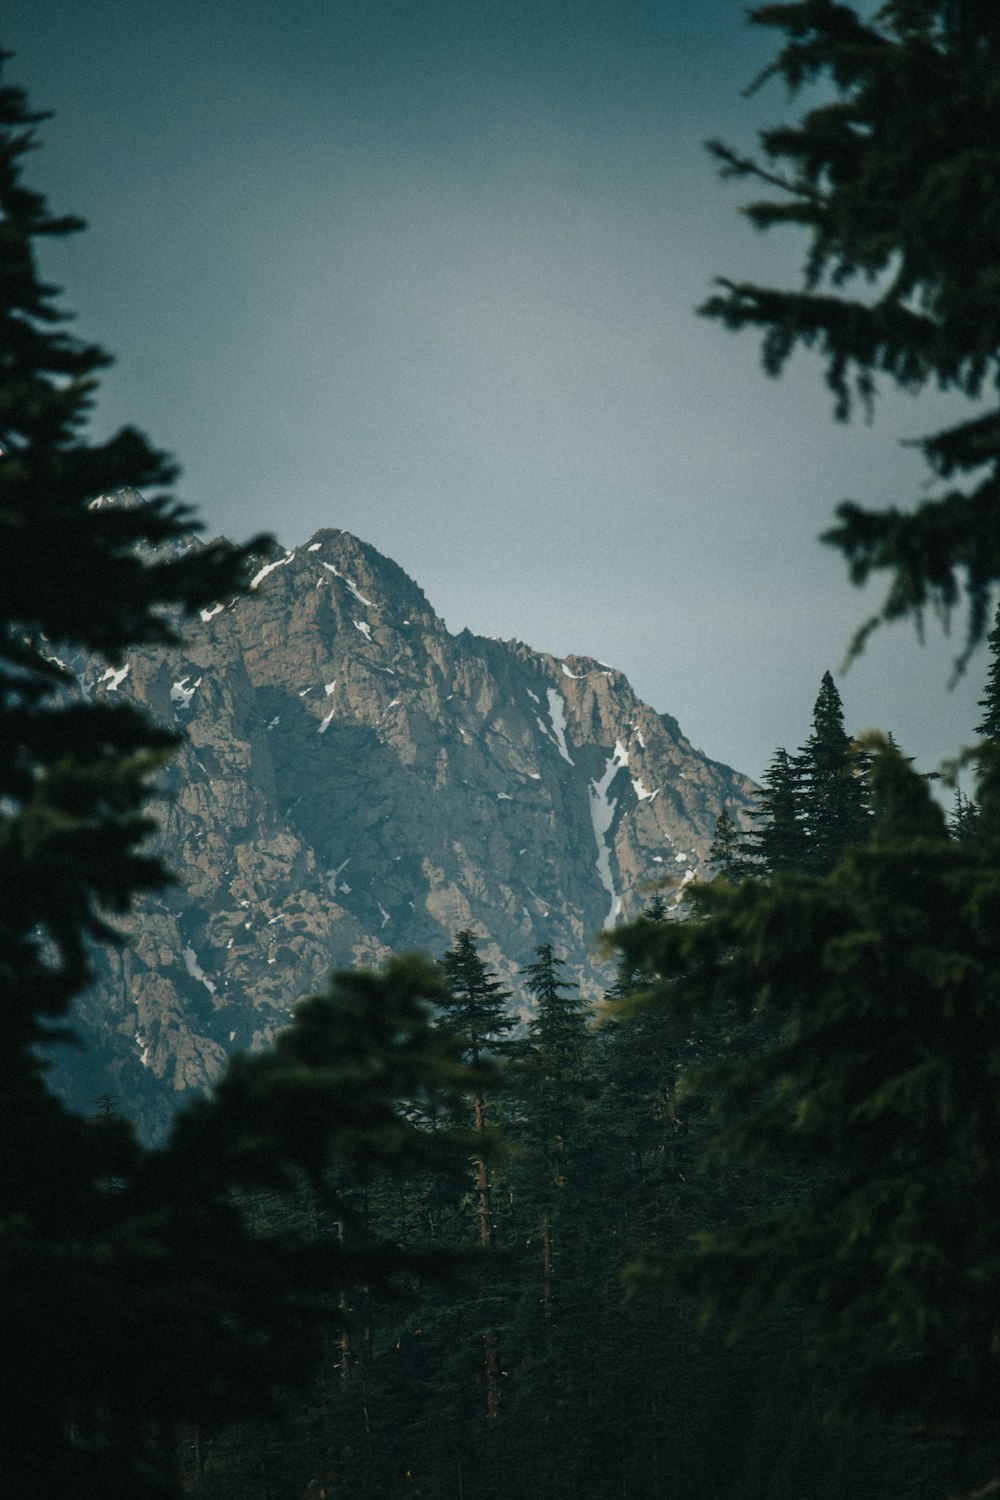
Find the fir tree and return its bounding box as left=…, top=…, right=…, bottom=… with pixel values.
left=703, top=2, right=1000, bottom=665
left=519, top=944, right=591, bottom=1328
left=707, top=806, right=754, bottom=881
left=522, top=942, right=589, bottom=1089
left=608, top=740, right=1000, bottom=1498
left=438, top=929, right=514, bottom=1415
left=0, top=60, right=481, bottom=1497
left=797, top=672, right=870, bottom=874
left=975, top=602, right=1000, bottom=745
left=745, top=747, right=809, bottom=875
left=437, top=928, right=512, bottom=1251
left=601, top=895, right=684, bottom=1172
left=950, top=786, right=980, bottom=843
left=439, top=929, right=515, bottom=1074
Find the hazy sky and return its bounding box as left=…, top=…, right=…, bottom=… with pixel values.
left=6, top=0, right=987, bottom=784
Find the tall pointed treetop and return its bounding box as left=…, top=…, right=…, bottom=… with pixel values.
left=438, top=929, right=514, bottom=1065
left=797, top=672, right=870, bottom=873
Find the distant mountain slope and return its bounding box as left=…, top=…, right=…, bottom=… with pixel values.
left=61, top=522, right=753, bottom=1136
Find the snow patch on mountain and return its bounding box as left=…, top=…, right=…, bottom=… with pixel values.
left=589, top=740, right=630, bottom=927
left=171, top=676, right=202, bottom=709
left=323, top=560, right=374, bottom=607
left=100, top=664, right=131, bottom=691
left=546, top=687, right=575, bottom=765
left=251, top=551, right=295, bottom=590
left=183, top=946, right=217, bottom=996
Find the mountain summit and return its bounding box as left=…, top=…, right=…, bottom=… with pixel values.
left=63, top=524, right=753, bottom=1135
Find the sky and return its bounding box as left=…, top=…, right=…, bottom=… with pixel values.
left=5, top=0, right=988, bottom=786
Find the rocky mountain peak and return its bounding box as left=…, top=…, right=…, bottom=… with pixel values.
left=58, top=515, right=754, bottom=1138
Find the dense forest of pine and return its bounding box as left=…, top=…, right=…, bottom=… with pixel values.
left=9, top=4, right=1000, bottom=1497
left=179, top=664, right=994, bottom=1500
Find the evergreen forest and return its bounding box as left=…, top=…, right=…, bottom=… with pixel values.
left=8, top=4, right=1000, bottom=1498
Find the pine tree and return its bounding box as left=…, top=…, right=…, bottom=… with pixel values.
left=745, top=746, right=810, bottom=875
left=522, top=943, right=589, bottom=1092
left=707, top=806, right=754, bottom=880
left=519, top=944, right=591, bottom=1325
left=608, top=740, right=1000, bottom=1498
left=439, top=929, right=515, bottom=1077
left=703, top=2, right=1000, bottom=664
left=975, top=602, right=1000, bottom=745
left=0, top=60, right=482, bottom=1497
left=797, top=672, right=870, bottom=874
left=601, top=895, right=684, bottom=1175
left=950, top=786, right=980, bottom=842
left=0, top=60, right=266, bottom=1070
left=437, top=930, right=513, bottom=1239
left=438, top=929, right=514, bottom=1416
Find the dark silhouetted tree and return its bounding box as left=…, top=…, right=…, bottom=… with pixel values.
left=0, top=59, right=480, bottom=1498
left=609, top=741, right=1000, bottom=1499
left=746, top=747, right=809, bottom=875
left=975, top=603, right=1000, bottom=746
left=708, top=806, right=754, bottom=880
left=702, top=2, right=1000, bottom=666
left=438, top=929, right=514, bottom=1415
left=797, top=672, right=870, bottom=873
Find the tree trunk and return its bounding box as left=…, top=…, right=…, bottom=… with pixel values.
left=474, top=1090, right=494, bottom=1251
left=543, top=1210, right=553, bottom=1324
left=474, top=1089, right=500, bottom=1415
left=336, top=1217, right=351, bottom=1383
left=484, top=1326, right=500, bottom=1420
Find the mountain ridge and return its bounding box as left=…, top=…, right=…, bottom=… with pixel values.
left=58, top=517, right=754, bottom=1137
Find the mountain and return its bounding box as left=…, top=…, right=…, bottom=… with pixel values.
left=58, top=520, right=754, bottom=1137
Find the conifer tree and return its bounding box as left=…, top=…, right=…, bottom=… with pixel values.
left=702, top=2, right=1000, bottom=664
left=950, top=787, right=980, bottom=843
left=522, top=943, right=588, bottom=1090
left=439, top=929, right=515, bottom=1076
left=708, top=806, right=753, bottom=881
left=0, top=58, right=266, bottom=1071
left=437, top=928, right=512, bottom=1253
left=975, top=602, right=1000, bottom=745
left=797, top=672, right=870, bottom=874
left=519, top=944, right=591, bottom=1325
left=745, top=747, right=809, bottom=875
left=608, top=740, right=1000, bottom=1498
left=0, top=60, right=482, bottom=1497
left=438, top=929, right=514, bottom=1416
left=601, top=895, right=683, bottom=1175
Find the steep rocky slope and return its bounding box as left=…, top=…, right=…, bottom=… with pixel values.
left=60, top=525, right=753, bottom=1136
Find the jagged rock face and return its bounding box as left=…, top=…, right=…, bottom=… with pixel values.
left=59, top=527, right=753, bottom=1137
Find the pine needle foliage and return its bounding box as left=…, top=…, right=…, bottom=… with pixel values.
left=796, top=670, right=871, bottom=872
left=438, top=929, right=515, bottom=1066
left=608, top=739, right=1000, bottom=1487
left=0, top=59, right=484, bottom=1498
left=708, top=806, right=755, bottom=881
left=975, top=602, right=1000, bottom=744
left=746, top=747, right=810, bottom=875
left=703, top=2, right=1000, bottom=667
left=522, top=943, right=588, bottom=1082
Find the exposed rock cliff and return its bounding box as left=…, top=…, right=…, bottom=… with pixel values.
left=60, top=525, right=753, bottom=1136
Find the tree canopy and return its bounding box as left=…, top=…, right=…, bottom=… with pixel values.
left=0, top=58, right=480, bottom=1498
left=703, top=1, right=1000, bottom=665
left=610, top=741, right=1000, bottom=1494
left=601, top=9, right=1000, bottom=1492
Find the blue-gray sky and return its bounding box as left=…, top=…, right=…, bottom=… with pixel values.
left=6, top=0, right=986, bottom=784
